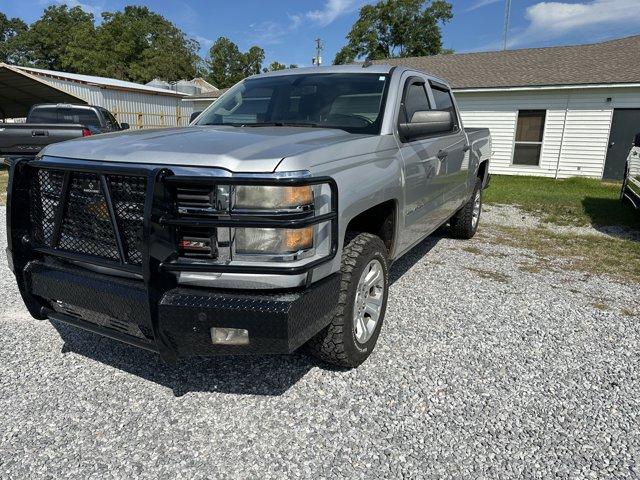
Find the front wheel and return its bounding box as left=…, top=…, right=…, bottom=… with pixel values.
left=306, top=232, right=389, bottom=368
left=449, top=178, right=483, bottom=239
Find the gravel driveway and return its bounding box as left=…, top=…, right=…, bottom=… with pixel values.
left=1, top=205, right=639, bottom=479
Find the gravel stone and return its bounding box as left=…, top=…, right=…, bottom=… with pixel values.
left=0, top=205, right=639, bottom=479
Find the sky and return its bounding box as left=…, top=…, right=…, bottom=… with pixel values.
left=3, top=0, right=640, bottom=67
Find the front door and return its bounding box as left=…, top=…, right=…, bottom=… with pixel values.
left=605, top=109, right=640, bottom=180
left=396, top=74, right=447, bottom=253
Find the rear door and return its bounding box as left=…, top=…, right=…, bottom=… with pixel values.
left=427, top=81, right=469, bottom=215
left=395, top=73, right=447, bottom=251
left=605, top=109, right=640, bottom=180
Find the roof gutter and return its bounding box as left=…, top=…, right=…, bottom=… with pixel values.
left=453, top=82, right=640, bottom=93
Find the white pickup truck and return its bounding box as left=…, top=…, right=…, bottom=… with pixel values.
left=7, top=65, right=491, bottom=368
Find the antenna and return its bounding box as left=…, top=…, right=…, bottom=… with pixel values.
left=502, top=0, right=512, bottom=50
left=312, top=38, right=324, bottom=66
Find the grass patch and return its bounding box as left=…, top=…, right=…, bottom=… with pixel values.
left=462, top=246, right=483, bottom=255
left=487, top=225, right=640, bottom=283
left=0, top=167, right=7, bottom=206
left=484, top=175, right=639, bottom=229
left=465, top=267, right=510, bottom=284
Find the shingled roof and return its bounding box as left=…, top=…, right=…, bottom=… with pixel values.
left=377, top=35, right=640, bottom=90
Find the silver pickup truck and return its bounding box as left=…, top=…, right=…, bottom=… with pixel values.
left=7, top=65, right=490, bottom=368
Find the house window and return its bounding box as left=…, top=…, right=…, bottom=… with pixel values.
left=513, top=110, right=546, bottom=166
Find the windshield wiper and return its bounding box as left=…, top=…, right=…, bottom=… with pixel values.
left=202, top=121, right=347, bottom=132
left=241, top=121, right=319, bottom=128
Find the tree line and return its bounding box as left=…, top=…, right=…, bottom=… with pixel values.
left=0, top=1, right=452, bottom=89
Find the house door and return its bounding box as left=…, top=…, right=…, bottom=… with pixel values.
left=604, top=109, right=640, bottom=180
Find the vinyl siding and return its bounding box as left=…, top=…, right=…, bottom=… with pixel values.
left=455, top=86, right=640, bottom=178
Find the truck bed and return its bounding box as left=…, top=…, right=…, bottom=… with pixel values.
left=0, top=123, right=86, bottom=157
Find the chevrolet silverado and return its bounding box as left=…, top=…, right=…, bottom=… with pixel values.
left=7, top=65, right=490, bottom=367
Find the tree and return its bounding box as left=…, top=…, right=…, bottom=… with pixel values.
left=244, top=46, right=265, bottom=76
left=0, top=12, right=27, bottom=63
left=262, top=62, right=299, bottom=73
left=3, top=5, right=199, bottom=83
left=83, top=6, right=199, bottom=83
left=205, top=38, right=265, bottom=88
left=333, top=0, right=453, bottom=64
left=10, top=5, right=95, bottom=70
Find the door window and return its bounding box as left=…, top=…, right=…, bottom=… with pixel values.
left=402, top=81, right=431, bottom=123
left=431, top=86, right=458, bottom=132
left=99, top=108, right=120, bottom=130
left=513, top=110, right=546, bottom=166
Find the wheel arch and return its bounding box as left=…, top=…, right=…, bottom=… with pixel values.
left=344, top=199, right=399, bottom=257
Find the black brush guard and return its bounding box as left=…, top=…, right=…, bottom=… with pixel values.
left=7, top=157, right=340, bottom=362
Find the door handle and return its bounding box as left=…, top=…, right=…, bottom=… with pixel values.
left=462, top=145, right=471, bottom=152
left=437, top=150, right=448, bottom=161
left=609, top=142, right=615, bottom=147
left=32, top=130, right=48, bottom=137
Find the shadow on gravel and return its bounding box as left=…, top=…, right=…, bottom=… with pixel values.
left=52, top=321, right=317, bottom=397
left=389, top=233, right=443, bottom=285
left=49, top=231, right=443, bottom=397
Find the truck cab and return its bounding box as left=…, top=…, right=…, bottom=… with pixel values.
left=7, top=66, right=490, bottom=368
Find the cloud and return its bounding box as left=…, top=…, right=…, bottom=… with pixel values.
left=464, top=0, right=502, bottom=13
left=291, top=0, right=360, bottom=27
left=247, top=21, right=289, bottom=46
left=193, top=35, right=214, bottom=51
left=47, top=0, right=104, bottom=17
left=510, top=0, right=640, bottom=46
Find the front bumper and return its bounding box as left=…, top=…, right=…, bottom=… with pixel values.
left=7, top=157, right=341, bottom=362
left=21, top=260, right=340, bottom=360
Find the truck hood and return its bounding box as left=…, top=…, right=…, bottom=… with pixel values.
left=41, top=125, right=369, bottom=172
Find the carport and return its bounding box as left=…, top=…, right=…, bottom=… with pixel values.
left=0, top=63, right=85, bottom=120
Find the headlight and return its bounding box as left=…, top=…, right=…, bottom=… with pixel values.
left=234, top=185, right=313, bottom=210
left=235, top=227, right=314, bottom=254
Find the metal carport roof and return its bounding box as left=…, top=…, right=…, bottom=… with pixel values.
left=0, top=63, right=85, bottom=119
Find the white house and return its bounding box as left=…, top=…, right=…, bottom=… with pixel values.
left=384, top=35, right=640, bottom=180
left=0, top=63, right=197, bottom=129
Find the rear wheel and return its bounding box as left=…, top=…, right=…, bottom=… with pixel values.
left=449, top=178, right=483, bottom=239
left=306, top=232, right=389, bottom=368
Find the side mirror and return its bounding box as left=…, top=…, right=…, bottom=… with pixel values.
left=635, top=132, right=640, bottom=148
left=398, top=110, right=453, bottom=141
left=190, top=111, right=203, bottom=123
left=120, top=123, right=130, bottom=130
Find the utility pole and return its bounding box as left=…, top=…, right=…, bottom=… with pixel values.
left=312, top=38, right=324, bottom=66
left=502, top=0, right=512, bottom=50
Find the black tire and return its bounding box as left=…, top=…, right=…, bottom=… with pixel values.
left=449, top=178, right=483, bottom=239
left=306, top=232, right=389, bottom=368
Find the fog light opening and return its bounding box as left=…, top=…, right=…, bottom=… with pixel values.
left=210, top=327, right=249, bottom=345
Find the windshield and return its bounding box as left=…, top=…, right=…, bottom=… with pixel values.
left=195, top=73, right=390, bottom=134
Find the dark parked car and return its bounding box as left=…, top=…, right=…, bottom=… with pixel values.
left=621, top=132, right=640, bottom=209
left=0, top=104, right=128, bottom=159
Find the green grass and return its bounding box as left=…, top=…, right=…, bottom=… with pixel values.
left=481, top=225, right=640, bottom=283
left=484, top=175, right=640, bottom=229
